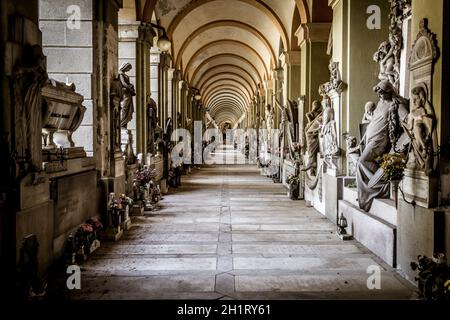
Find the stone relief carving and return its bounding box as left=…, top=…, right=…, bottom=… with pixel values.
left=402, top=19, right=440, bottom=176
left=373, top=0, right=411, bottom=90
left=119, top=62, right=136, bottom=129
left=320, top=99, right=340, bottom=158
left=356, top=80, right=409, bottom=212
left=302, top=101, right=323, bottom=173
left=12, top=44, right=49, bottom=172
left=324, top=61, right=344, bottom=94
left=402, top=84, right=438, bottom=175
left=346, top=136, right=360, bottom=177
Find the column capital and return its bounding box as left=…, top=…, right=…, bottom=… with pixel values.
left=279, top=51, right=301, bottom=67
left=167, top=68, right=176, bottom=81
left=295, top=22, right=331, bottom=47
left=118, top=22, right=141, bottom=41
left=328, top=0, right=341, bottom=10
left=137, top=22, right=156, bottom=45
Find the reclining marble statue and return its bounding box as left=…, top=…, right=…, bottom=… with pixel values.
left=356, top=80, right=409, bottom=212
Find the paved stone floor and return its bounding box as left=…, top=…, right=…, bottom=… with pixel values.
left=66, top=146, right=416, bottom=300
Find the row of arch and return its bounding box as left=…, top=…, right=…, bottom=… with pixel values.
left=122, top=0, right=331, bottom=127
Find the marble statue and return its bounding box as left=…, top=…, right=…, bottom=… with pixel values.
left=302, top=101, right=323, bottom=172
left=362, top=102, right=376, bottom=124
left=146, top=95, right=158, bottom=155
left=119, top=62, right=136, bottom=129
left=320, top=100, right=339, bottom=157
left=265, top=104, right=274, bottom=152
left=373, top=41, right=397, bottom=87
left=13, top=45, right=49, bottom=172
left=265, top=104, right=274, bottom=134
left=402, top=84, right=438, bottom=175
left=356, top=80, right=409, bottom=212
left=124, top=130, right=136, bottom=165
left=346, top=136, right=360, bottom=176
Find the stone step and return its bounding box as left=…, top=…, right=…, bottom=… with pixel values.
left=342, top=187, right=397, bottom=226
left=369, top=199, right=397, bottom=226
left=338, top=200, right=396, bottom=267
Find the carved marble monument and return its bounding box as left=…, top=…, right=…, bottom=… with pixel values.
left=356, top=80, right=409, bottom=212
left=401, top=19, right=440, bottom=208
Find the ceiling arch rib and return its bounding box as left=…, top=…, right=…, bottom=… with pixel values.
left=209, top=103, right=244, bottom=118
left=190, top=54, right=265, bottom=87
left=196, top=66, right=258, bottom=92
left=200, top=73, right=255, bottom=98
left=184, top=40, right=269, bottom=81
left=206, top=91, right=248, bottom=110
left=192, top=62, right=262, bottom=89
left=203, top=85, right=251, bottom=106
left=207, top=94, right=247, bottom=113
left=167, top=0, right=289, bottom=54
left=175, top=20, right=276, bottom=70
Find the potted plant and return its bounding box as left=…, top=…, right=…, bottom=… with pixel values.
left=287, top=174, right=301, bottom=200
left=411, top=254, right=450, bottom=301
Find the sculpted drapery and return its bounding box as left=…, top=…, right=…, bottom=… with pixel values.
left=356, top=80, right=409, bottom=212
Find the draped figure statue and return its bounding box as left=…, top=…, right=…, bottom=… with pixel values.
left=356, top=80, right=409, bottom=212
left=119, top=62, right=136, bottom=128
left=301, top=101, right=323, bottom=172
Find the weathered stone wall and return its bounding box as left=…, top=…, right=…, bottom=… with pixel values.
left=39, top=0, right=95, bottom=155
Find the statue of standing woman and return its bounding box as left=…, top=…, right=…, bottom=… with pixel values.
left=119, top=63, right=136, bottom=128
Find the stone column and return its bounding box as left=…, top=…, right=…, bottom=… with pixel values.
left=150, top=46, right=160, bottom=117
left=167, top=68, right=175, bottom=120
left=118, top=22, right=139, bottom=154
left=135, top=23, right=153, bottom=156
left=295, top=22, right=331, bottom=113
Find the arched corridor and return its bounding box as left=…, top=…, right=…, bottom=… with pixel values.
left=2, top=0, right=450, bottom=305
left=61, top=147, right=413, bottom=300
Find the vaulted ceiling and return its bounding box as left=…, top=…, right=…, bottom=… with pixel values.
left=122, top=0, right=331, bottom=127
